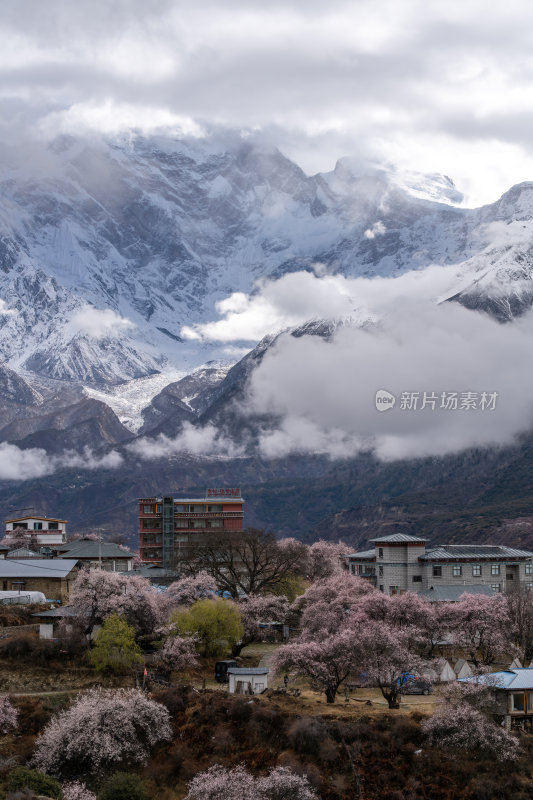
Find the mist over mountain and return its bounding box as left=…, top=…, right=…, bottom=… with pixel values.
left=1, top=131, right=533, bottom=544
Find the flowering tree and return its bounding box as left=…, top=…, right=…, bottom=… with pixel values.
left=0, top=695, right=17, bottom=734
left=423, top=703, right=519, bottom=761
left=166, top=571, right=217, bottom=608
left=62, top=781, right=97, bottom=800
left=183, top=764, right=317, bottom=800
left=232, top=594, right=290, bottom=656
left=273, top=628, right=361, bottom=703
left=32, top=688, right=171, bottom=778
left=68, top=570, right=159, bottom=636
left=153, top=634, right=198, bottom=678
left=350, top=621, right=423, bottom=708
left=450, top=593, right=514, bottom=666
left=295, top=572, right=374, bottom=639
left=306, top=540, right=350, bottom=581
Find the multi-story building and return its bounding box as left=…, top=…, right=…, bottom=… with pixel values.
left=139, top=489, right=244, bottom=567
left=347, top=533, right=533, bottom=596
left=4, top=516, right=67, bottom=546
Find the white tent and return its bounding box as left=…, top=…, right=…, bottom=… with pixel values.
left=454, top=659, right=473, bottom=679
left=439, top=661, right=456, bottom=682
left=509, top=657, right=523, bottom=669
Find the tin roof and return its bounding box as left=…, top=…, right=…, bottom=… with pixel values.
left=0, top=559, right=79, bottom=578
left=369, top=533, right=427, bottom=544
left=59, top=541, right=134, bottom=559
left=228, top=668, right=269, bottom=675
left=347, top=549, right=376, bottom=560
left=419, top=584, right=495, bottom=602
left=460, top=669, right=533, bottom=690
left=420, top=544, right=533, bottom=561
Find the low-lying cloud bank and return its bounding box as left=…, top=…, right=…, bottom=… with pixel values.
left=127, top=423, right=246, bottom=460
left=246, top=302, right=533, bottom=460
left=0, top=443, right=123, bottom=481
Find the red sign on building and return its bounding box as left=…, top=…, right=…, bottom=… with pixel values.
left=206, top=487, right=241, bottom=498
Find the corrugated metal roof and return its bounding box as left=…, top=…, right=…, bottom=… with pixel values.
left=461, top=669, right=533, bottom=690
left=5, top=516, right=67, bottom=523
left=420, top=545, right=533, bottom=561
left=59, top=541, right=134, bottom=558
left=369, top=533, right=427, bottom=543
left=228, top=668, right=269, bottom=675
left=0, top=559, right=79, bottom=578
left=347, top=549, right=376, bottom=560
left=419, top=584, right=495, bottom=602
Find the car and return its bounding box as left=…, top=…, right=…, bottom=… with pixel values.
left=214, top=660, right=239, bottom=683
left=399, top=678, right=433, bottom=696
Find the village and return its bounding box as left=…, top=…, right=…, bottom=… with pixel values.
left=0, top=490, right=531, bottom=798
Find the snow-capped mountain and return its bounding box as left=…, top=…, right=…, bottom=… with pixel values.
left=2, top=131, right=533, bottom=396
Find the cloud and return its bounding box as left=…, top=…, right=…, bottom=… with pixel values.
left=244, top=302, right=533, bottom=461
left=364, top=221, right=386, bottom=239
left=68, top=306, right=135, bottom=340
left=0, top=443, right=123, bottom=481
left=180, top=265, right=469, bottom=343
left=1, top=1, right=533, bottom=202
left=128, top=422, right=246, bottom=460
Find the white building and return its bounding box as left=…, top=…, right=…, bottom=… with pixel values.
left=5, top=516, right=67, bottom=546
left=228, top=667, right=269, bottom=694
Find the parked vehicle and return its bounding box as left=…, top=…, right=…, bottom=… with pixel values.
left=399, top=678, right=433, bottom=696
left=215, top=660, right=239, bottom=683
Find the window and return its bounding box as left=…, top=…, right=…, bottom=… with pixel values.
left=175, top=534, right=189, bottom=542
left=208, top=504, right=222, bottom=512
left=412, top=575, right=422, bottom=583
left=491, top=564, right=500, bottom=576
left=48, top=522, right=58, bottom=530
left=526, top=583, right=533, bottom=591
left=528, top=693, right=533, bottom=712
left=491, top=583, right=501, bottom=593
left=506, top=573, right=514, bottom=581
left=511, top=692, right=525, bottom=712
left=390, top=586, right=398, bottom=595
left=175, top=519, right=189, bottom=528
left=192, top=505, right=205, bottom=513
left=452, top=565, right=462, bottom=577
left=433, top=566, right=442, bottom=577
left=193, top=520, right=206, bottom=528
left=378, top=566, right=384, bottom=577
left=378, top=548, right=384, bottom=559
left=143, top=505, right=153, bottom=514
left=209, top=520, right=223, bottom=528
left=33, top=522, right=43, bottom=530
left=472, top=565, right=482, bottom=577
left=526, top=563, right=533, bottom=575
left=350, top=564, right=356, bottom=575
left=379, top=585, right=384, bottom=592
left=174, top=504, right=188, bottom=512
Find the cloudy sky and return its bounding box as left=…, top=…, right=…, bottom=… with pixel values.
left=2, top=0, right=533, bottom=205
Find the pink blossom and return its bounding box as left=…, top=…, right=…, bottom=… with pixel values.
left=32, top=688, right=172, bottom=778
left=450, top=593, right=515, bottom=666
left=153, top=634, right=199, bottom=676
left=69, top=569, right=160, bottom=636
left=295, top=572, right=374, bottom=639
left=163, top=571, right=217, bottom=616
left=183, top=764, right=317, bottom=800
left=423, top=702, right=519, bottom=761
left=306, top=540, right=351, bottom=581
left=0, top=696, right=17, bottom=734
left=232, top=594, right=290, bottom=656
left=62, top=781, right=97, bottom=800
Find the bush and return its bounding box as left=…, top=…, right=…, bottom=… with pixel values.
left=98, top=771, right=149, bottom=800
left=288, top=718, right=326, bottom=756
left=90, top=615, right=143, bottom=675
left=8, top=766, right=63, bottom=799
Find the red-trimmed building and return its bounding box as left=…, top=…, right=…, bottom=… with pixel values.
left=139, top=489, right=244, bottom=567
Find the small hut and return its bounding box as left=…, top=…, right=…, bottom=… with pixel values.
left=227, top=667, right=269, bottom=695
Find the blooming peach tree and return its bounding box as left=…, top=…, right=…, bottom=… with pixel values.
left=423, top=703, right=519, bottom=761
left=0, top=695, right=17, bottom=734
left=32, top=688, right=171, bottom=778
left=153, top=633, right=199, bottom=678
left=184, top=764, right=317, bottom=800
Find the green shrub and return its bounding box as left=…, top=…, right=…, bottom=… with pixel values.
left=98, top=772, right=148, bottom=800
left=8, top=766, right=63, bottom=799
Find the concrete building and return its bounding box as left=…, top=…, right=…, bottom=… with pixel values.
left=228, top=667, right=269, bottom=694
left=5, top=516, right=67, bottom=546
left=461, top=668, right=533, bottom=731
left=139, top=489, right=244, bottom=567
left=347, top=534, right=533, bottom=595
left=0, top=559, right=80, bottom=602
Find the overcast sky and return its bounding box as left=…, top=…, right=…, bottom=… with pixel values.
left=2, top=0, right=533, bottom=205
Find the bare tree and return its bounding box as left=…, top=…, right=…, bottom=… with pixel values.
left=185, top=528, right=307, bottom=598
